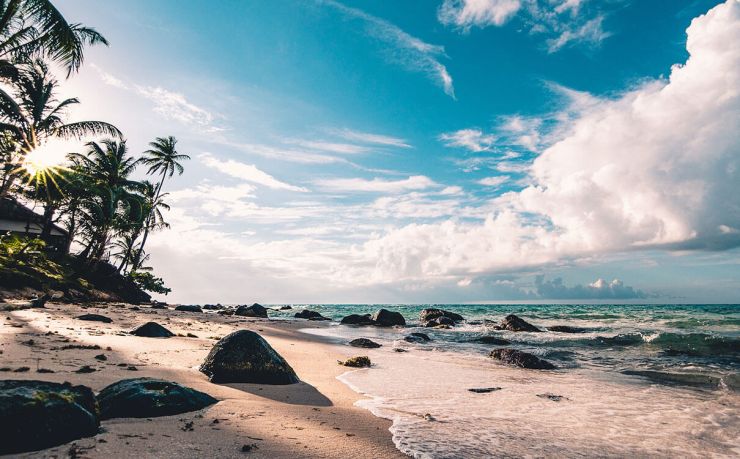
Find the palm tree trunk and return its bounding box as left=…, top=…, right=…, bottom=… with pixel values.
left=131, top=172, right=166, bottom=270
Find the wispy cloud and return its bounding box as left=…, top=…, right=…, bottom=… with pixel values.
left=477, top=176, right=509, bottom=187
left=334, top=128, right=412, bottom=148
left=439, top=128, right=496, bottom=152
left=315, top=175, right=438, bottom=193
left=322, top=0, right=456, bottom=98
left=199, top=153, right=308, bottom=192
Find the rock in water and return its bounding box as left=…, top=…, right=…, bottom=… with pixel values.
left=490, top=348, right=556, bottom=369
left=76, top=313, right=113, bottom=323
left=0, top=380, right=98, bottom=455
left=294, top=310, right=331, bottom=321
left=200, top=330, right=299, bottom=384
left=423, top=316, right=455, bottom=328
left=547, top=325, right=587, bottom=333
left=470, top=336, right=511, bottom=345
left=340, top=314, right=375, bottom=326
left=97, top=378, right=218, bottom=420
left=338, top=356, right=371, bottom=367
left=349, top=338, right=382, bottom=348
left=404, top=332, right=431, bottom=343
left=234, top=303, right=268, bottom=318
left=175, top=305, right=202, bottom=313
left=371, top=309, right=406, bottom=327
left=130, top=322, right=174, bottom=338
left=419, top=308, right=464, bottom=326
left=498, top=314, right=542, bottom=332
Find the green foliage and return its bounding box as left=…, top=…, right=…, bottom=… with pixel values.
left=128, top=271, right=171, bottom=295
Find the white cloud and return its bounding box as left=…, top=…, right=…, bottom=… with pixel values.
left=438, top=0, right=522, bottom=28
left=335, top=129, right=411, bottom=148
left=199, top=153, right=308, bottom=192
left=439, top=128, right=496, bottom=152
left=324, top=0, right=455, bottom=97
left=315, top=175, right=438, bottom=193
left=288, top=140, right=370, bottom=154
left=439, top=0, right=611, bottom=52
left=536, top=276, right=648, bottom=299
left=477, top=176, right=509, bottom=187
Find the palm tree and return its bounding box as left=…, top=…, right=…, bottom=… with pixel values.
left=0, top=59, right=121, bottom=199
left=116, top=180, right=170, bottom=273
left=132, top=136, right=188, bottom=268
left=0, top=0, right=108, bottom=76
left=70, top=139, right=141, bottom=263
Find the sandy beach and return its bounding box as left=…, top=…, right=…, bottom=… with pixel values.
left=0, top=302, right=405, bottom=458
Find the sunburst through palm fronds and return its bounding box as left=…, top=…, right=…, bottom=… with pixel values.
left=13, top=130, right=71, bottom=198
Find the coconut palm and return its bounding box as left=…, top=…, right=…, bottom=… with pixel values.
left=0, top=0, right=107, bottom=76
left=131, top=136, right=188, bottom=268
left=0, top=59, right=121, bottom=199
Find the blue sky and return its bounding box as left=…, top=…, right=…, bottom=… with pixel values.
left=54, top=0, right=740, bottom=303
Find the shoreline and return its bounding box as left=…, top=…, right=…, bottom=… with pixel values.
left=0, top=302, right=405, bottom=458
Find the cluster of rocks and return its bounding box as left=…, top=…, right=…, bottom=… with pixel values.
left=340, top=308, right=406, bottom=327
left=0, top=378, right=217, bottom=455
left=294, top=309, right=331, bottom=321
left=419, top=308, right=464, bottom=328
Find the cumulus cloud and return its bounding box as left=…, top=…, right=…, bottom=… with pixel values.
left=359, top=0, right=740, bottom=281
left=535, top=276, right=647, bottom=299
left=315, top=175, right=438, bottom=193
left=438, top=0, right=611, bottom=52
left=199, top=153, right=308, bottom=192
left=323, top=0, right=455, bottom=97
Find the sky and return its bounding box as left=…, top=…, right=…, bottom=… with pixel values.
left=51, top=0, right=740, bottom=304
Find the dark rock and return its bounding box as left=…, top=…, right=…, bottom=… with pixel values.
left=0, top=380, right=98, bottom=454
left=294, top=310, right=331, bottom=321
left=202, top=304, right=222, bottom=310
left=349, top=338, right=381, bottom=348
left=97, top=378, right=218, bottom=420
left=175, top=305, right=202, bottom=313
left=340, top=314, right=375, bottom=326
left=234, top=303, right=268, bottom=318
left=217, top=309, right=234, bottom=316
left=404, top=332, right=431, bottom=343
left=76, top=313, right=113, bottom=324
left=490, top=348, right=556, bottom=370
left=76, top=365, right=96, bottom=373
left=470, top=336, right=511, bottom=345
left=29, top=293, right=51, bottom=308
left=468, top=387, right=502, bottom=393
left=394, top=348, right=408, bottom=353
left=419, top=308, right=465, bottom=327
left=622, top=370, right=721, bottom=389
left=537, top=393, right=568, bottom=401
left=547, top=325, right=587, bottom=333
left=498, top=314, right=542, bottom=332
left=371, top=309, right=405, bottom=327
left=150, top=300, right=167, bottom=309
left=130, top=322, right=174, bottom=338
left=338, top=356, right=371, bottom=367
left=94, top=354, right=107, bottom=361
left=279, top=305, right=293, bottom=310
left=199, top=330, right=299, bottom=384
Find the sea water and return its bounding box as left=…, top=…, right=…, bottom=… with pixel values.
left=276, top=304, right=739, bottom=457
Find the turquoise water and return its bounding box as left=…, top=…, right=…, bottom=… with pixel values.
left=267, top=303, right=740, bottom=376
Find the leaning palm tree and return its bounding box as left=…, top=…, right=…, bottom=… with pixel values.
left=131, top=136, right=188, bottom=268
left=0, top=0, right=108, bottom=76
left=0, top=59, right=121, bottom=199
left=116, top=180, right=170, bottom=273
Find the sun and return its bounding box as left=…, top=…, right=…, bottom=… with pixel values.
left=22, top=142, right=66, bottom=176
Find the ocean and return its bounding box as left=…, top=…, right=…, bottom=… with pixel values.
left=275, top=304, right=739, bottom=457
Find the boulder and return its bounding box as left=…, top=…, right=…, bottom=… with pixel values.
left=279, top=305, right=293, bottom=310
left=200, top=330, right=299, bottom=384
left=130, top=322, right=174, bottom=338
left=404, top=332, right=431, bottom=343
left=340, top=314, right=375, bottom=326
left=489, top=348, right=556, bottom=370
left=547, top=325, right=587, bottom=333
left=0, top=380, right=98, bottom=455
left=97, top=378, right=218, bottom=420
left=471, top=336, right=511, bottom=345
left=349, top=338, right=381, bottom=348
left=150, top=302, right=167, bottom=309
left=497, top=314, right=542, bottom=332
left=76, top=313, right=113, bottom=324
left=175, top=305, right=202, bottom=313
left=29, top=293, right=51, bottom=308
left=419, top=308, right=464, bottom=325
left=371, top=309, right=406, bottom=327
left=294, top=310, right=331, bottom=321
left=234, top=303, right=268, bottom=318
left=338, top=356, right=371, bottom=368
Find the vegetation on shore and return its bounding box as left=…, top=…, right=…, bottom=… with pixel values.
left=0, top=0, right=188, bottom=301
